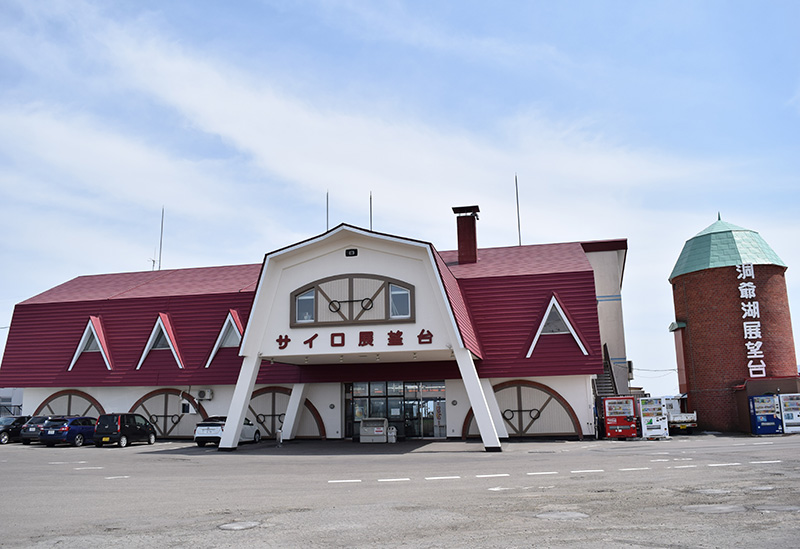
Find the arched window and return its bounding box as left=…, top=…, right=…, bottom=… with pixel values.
left=290, top=275, right=414, bottom=327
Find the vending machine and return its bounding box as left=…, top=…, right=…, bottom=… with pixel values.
left=778, top=393, right=800, bottom=434
left=602, top=396, right=638, bottom=439
left=749, top=395, right=783, bottom=435
left=638, top=397, right=670, bottom=439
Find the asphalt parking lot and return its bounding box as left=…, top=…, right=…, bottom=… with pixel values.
left=1, top=433, right=799, bottom=548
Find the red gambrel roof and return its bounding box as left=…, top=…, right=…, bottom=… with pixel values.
left=1, top=235, right=620, bottom=387
left=440, top=242, right=603, bottom=378
left=21, top=264, right=261, bottom=304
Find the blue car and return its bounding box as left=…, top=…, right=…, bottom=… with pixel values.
left=38, top=416, right=97, bottom=447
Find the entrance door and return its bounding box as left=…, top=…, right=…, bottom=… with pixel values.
left=403, top=399, right=422, bottom=438
left=403, top=381, right=446, bottom=439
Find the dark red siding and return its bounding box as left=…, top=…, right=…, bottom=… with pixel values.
left=460, top=271, right=603, bottom=378
left=0, top=293, right=254, bottom=387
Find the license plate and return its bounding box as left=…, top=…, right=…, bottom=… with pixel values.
left=48, top=430, right=55, bottom=435
left=102, top=437, right=110, bottom=442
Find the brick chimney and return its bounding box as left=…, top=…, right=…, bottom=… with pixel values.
left=452, top=205, right=480, bottom=264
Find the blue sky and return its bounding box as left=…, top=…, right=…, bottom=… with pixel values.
left=1, top=1, right=799, bottom=396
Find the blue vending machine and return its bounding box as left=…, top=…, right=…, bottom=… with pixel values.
left=749, top=395, right=783, bottom=435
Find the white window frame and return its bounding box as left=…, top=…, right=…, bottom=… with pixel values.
left=68, top=316, right=113, bottom=371
left=526, top=295, right=589, bottom=358
left=136, top=313, right=185, bottom=369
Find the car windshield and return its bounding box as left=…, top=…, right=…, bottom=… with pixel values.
left=0, top=417, right=16, bottom=426
left=44, top=419, right=67, bottom=427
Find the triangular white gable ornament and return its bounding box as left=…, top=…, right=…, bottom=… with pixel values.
left=136, top=313, right=185, bottom=369
left=68, top=316, right=113, bottom=371
left=204, top=310, right=243, bottom=368
left=525, top=296, right=588, bottom=358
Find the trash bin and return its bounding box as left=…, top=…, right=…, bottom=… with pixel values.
left=387, top=426, right=397, bottom=443
left=359, top=418, right=388, bottom=443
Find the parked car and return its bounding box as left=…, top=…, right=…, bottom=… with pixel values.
left=194, top=416, right=262, bottom=447
left=20, top=416, right=54, bottom=445
left=94, top=413, right=156, bottom=447
left=39, top=416, right=97, bottom=447
left=0, top=415, right=31, bottom=444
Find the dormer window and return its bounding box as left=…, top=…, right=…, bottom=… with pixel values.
left=82, top=334, right=101, bottom=352
left=152, top=328, right=171, bottom=349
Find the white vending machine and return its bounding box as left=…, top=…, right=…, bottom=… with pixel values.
left=779, top=393, right=800, bottom=434
left=638, top=397, right=670, bottom=439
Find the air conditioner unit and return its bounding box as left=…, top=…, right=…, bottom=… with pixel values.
left=196, top=388, right=214, bottom=401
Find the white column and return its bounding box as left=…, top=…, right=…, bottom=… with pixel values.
left=219, top=355, right=261, bottom=450
left=481, top=378, right=509, bottom=439
left=281, top=383, right=307, bottom=440
left=454, top=348, right=501, bottom=451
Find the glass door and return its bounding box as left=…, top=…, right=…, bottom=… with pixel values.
left=421, top=381, right=446, bottom=438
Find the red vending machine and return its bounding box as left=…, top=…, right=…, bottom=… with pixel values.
left=603, top=396, right=638, bottom=439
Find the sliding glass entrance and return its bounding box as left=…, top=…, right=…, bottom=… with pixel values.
left=345, top=380, right=446, bottom=440
left=402, top=381, right=447, bottom=438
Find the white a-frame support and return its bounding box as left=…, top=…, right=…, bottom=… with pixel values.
left=219, top=354, right=260, bottom=450
left=454, top=347, right=502, bottom=451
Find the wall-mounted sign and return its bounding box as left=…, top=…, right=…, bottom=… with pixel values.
left=274, top=328, right=435, bottom=352
left=737, top=263, right=766, bottom=378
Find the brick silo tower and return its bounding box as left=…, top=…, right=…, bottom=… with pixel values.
left=669, top=217, right=797, bottom=432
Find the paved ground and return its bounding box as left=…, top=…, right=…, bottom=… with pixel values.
left=1, top=433, right=799, bottom=547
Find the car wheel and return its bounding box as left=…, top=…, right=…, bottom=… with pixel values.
left=253, top=430, right=262, bottom=443
left=118, top=435, right=129, bottom=448
left=148, top=433, right=156, bottom=445
left=22, top=439, right=31, bottom=445
left=0, top=432, right=9, bottom=445
left=73, top=434, right=84, bottom=447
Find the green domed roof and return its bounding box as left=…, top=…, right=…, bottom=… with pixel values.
left=669, top=217, right=786, bottom=281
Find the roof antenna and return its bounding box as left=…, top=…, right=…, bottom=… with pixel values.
left=157, top=206, right=164, bottom=270
left=718, top=212, right=721, bottom=221
left=515, top=173, right=522, bottom=246
left=369, top=191, right=373, bottom=231
left=149, top=207, right=164, bottom=271
left=326, top=191, right=330, bottom=231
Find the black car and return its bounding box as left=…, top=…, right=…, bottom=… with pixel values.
left=94, top=413, right=157, bottom=447
left=0, top=416, right=31, bottom=444
left=20, top=416, right=54, bottom=444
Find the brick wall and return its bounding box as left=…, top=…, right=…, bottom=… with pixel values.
left=672, top=264, right=797, bottom=432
